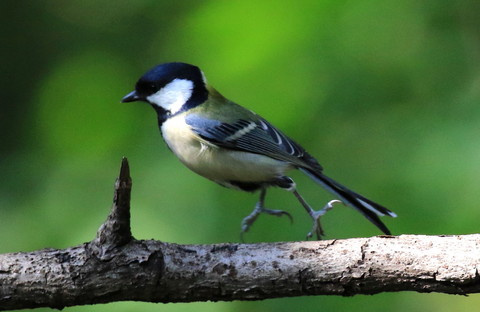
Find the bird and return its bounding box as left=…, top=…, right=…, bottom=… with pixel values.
left=121, top=62, right=397, bottom=239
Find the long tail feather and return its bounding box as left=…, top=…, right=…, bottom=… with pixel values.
left=300, top=168, right=396, bottom=235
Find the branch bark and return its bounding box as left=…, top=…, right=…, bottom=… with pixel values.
left=1, top=158, right=479, bottom=310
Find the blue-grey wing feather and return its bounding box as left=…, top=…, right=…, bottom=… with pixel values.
left=185, top=114, right=323, bottom=171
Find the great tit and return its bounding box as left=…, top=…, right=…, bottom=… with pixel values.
left=122, top=62, right=396, bottom=239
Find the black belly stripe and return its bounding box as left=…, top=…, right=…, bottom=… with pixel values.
left=227, top=181, right=262, bottom=192
left=226, top=176, right=295, bottom=192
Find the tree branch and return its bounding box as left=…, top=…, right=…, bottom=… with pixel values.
left=1, top=158, right=479, bottom=310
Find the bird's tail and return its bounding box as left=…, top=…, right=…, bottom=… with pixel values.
left=300, top=168, right=397, bottom=235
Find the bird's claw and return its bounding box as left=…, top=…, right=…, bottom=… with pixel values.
left=262, top=208, right=293, bottom=224
left=306, top=199, right=343, bottom=240
left=240, top=205, right=293, bottom=242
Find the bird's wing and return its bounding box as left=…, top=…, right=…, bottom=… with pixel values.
left=185, top=113, right=322, bottom=171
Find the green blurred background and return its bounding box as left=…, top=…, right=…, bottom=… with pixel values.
left=1, top=0, right=480, bottom=311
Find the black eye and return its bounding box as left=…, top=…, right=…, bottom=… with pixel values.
left=136, top=80, right=158, bottom=95
left=146, top=83, right=156, bottom=93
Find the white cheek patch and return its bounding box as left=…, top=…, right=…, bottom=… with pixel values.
left=146, top=79, right=194, bottom=114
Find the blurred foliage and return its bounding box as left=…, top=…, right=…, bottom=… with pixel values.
left=1, top=0, right=480, bottom=311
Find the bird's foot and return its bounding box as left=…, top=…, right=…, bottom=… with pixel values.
left=240, top=203, right=293, bottom=242
left=306, top=199, right=343, bottom=240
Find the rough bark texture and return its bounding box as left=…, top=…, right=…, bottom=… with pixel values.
left=1, top=159, right=479, bottom=310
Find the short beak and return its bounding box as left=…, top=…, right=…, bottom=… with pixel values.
left=121, top=90, right=142, bottom=103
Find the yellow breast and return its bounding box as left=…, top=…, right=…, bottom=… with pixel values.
left=161, top=115, right=293, bottom=183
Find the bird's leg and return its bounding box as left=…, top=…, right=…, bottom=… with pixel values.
left=240, top=188, right=293, bottom=241
left=292, top=189, right=342, bottom=240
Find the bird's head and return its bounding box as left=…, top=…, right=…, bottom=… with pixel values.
left=122, top=62, right=208, bottom=115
